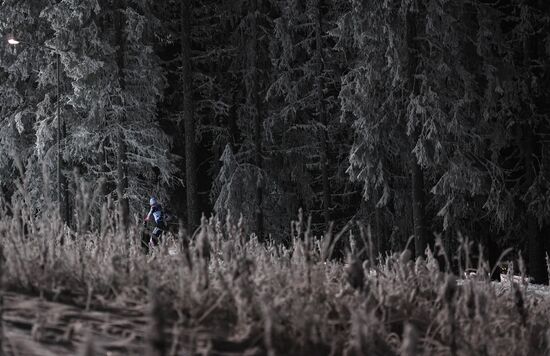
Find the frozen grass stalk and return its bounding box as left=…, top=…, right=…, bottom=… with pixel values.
left=0, top=245, right=3, bottom=355
left=401, top=323, right=418, bottom=356
left=79, top=334, right=97, bottom=356
left=0, top=179, right=550, bottom=355
left=148, top=289, right=167, bottom=356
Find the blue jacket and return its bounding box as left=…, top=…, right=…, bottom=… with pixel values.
left=146, top=204, right=166, bottom=230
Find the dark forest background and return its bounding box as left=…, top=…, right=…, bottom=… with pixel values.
left=0, top=0, right=549, bottom=283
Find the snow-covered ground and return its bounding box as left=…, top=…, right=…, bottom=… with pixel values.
left=459, top=272, right=550, bottom=298
left=494, top=274, right=550, bottom=298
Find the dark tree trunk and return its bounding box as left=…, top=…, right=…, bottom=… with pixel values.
left=525, top=130, right=546, bottom=283
left=228, top=91, right=240, bottom=151
left=62, top=112, right=70, bottom=226
left=250, top=0, right=264, bottom=237
left=313, top=0, right=332, bottom=228
left=375, top=205, right=386, bottom=256
left=56, top=52, right=61, bottom=220
left=411, top=161, right=427, bottom=257
left=56, top=53, right=70, bottom=225
left=181, top=0, right=199, bottom=232
left=524, top=0, right=548, bottom=284
left=115, top=0, right=129, bottom=230
left=541, top=0, right=550, bottom=278
left=406, top=8, right=428, bottom=258
left=444, top=225, right=454, bottom=272
left=116, top=132, right=129, bottom=229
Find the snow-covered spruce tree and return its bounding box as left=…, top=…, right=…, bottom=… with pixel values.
left=516, top=0, right=550, bottom=284
left=337, top=0, right=550, bottom=274
left=0, top=0, right=65, bottom=216
left=410, top=2, right=502, bottom=266
left=336, top=0, right=493, bottom=256
left=398, top=2, right=520, bottom=268
left=430, top=0, right=550, bottom=282
left=153, top=0, right=236, bottom=231
left=213, top=0, right=291, bottom=238
left=267, top=0, right=358, bottom=234
left=336, top=0, right=434, bottom=256
left=473, top=0, right=550, bottom=284
left=247, top=0, right=267, bottom=237
left=41, top=0, right=176, bottom=227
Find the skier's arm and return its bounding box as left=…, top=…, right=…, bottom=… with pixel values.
left=145, top=207, right=153, bottom=222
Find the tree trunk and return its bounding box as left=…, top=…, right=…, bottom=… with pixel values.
left=540, top=0, right=550, bottom=280
left=116, top=132, right=129, bottom=229
left=524, top=0, right=548, bottom=284
left=250, top=0, right=264, bottom=237
left=525, top=129, right=546, bottom=283
left=62, top=111, right=70, bottom=226
left=314, top=0, right=332, bottom=228
left=56, top=53, right=69, bottom=225
left=228, top=90, right=240, bottom=151
left=181, top=0, right=199, bottom=232
left=375, top=205, right=386, bottom=256
left=406, top=7, right=428, bottom=258
left=411, top=161, right=427, bottom=256
left=116, top=0, right=129, bottom=230
left=444, top=225, right=453, bottom=272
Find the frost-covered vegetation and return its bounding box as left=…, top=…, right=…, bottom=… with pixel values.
left=1, top=0, right=550, bottom=353
left=1, top=1, right=549, bottom=284
left=1, top=189, right=550, bottom=355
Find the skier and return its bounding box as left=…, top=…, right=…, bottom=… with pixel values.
left=144, top=197, right=166, bottom=247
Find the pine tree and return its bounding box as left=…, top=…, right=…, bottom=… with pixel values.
left=336, top=0, right=429, bottom=255
left=336, top=0, right=498, bottom=257
left=153, top=0, right=236, bottom=230
left=267, top=0, right=356, bottom=233
left=250, top=0, right=265, bottom=237
left=212, top=0, right=276, bottom=237
left=180, top=0, right=199, bottom=232
left=41, top=0, right=176, bottom=224
left=477, top=0, right=550, bottom=283
left=406, top=1, right=429, bottom=256
left=0, top=0, right=63, bottom=214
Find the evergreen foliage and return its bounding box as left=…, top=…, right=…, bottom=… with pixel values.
left=268, top=0, right=357, bottom=233
left=0, top=0, right=549, bottom=280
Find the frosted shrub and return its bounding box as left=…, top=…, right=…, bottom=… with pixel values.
left=0, top=187, right=550, bottom=355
